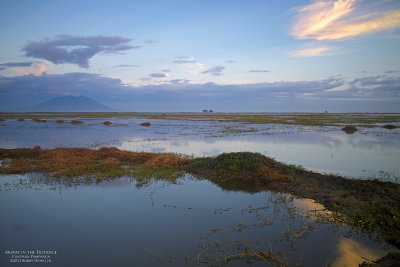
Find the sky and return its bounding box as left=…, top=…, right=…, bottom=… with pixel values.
left=0, top=0, right=399, bottom=112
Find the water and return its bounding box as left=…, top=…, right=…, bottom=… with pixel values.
left=0, top=174, right=395, bottom=266
left=0, top=116, right=399, bottom=266
left=0, top=117, right=399, bottom=180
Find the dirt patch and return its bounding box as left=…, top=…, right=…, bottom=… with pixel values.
left=341, top=125, right=358, bottom=134
left=71, top=120, right=83, bottom=124
left=103, top=121, right=112, bottom=125
left=140, top=122, right=151, bottom=127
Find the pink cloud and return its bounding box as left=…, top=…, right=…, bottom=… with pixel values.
left=291, top=0, right=400, bottom=40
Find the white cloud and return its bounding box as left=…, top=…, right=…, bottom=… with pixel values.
left=288, top=45, right=341, bottom=57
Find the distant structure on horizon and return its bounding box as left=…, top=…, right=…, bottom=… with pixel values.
left=203, top=109, right=214, bottom=113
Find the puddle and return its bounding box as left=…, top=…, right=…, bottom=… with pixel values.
left=0, top=174, right=396, bottom=266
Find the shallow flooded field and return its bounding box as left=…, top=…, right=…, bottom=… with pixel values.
left=0, top=114, right=399, bottom=180
left=0, top=113, right=399, bottom=266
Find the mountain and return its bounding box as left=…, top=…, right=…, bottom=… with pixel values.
left=22, top=95, right=114, bottom=112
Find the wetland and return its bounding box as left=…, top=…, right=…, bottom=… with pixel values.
left=0, top=112, right=399, bottom=266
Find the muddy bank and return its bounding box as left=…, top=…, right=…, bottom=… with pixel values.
left=0, top=147, right=399, bottom=248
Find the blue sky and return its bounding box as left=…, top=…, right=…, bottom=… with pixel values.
left=0, top=0, right=399, bottom=112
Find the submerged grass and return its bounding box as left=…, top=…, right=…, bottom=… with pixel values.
left=0, top=147, right=399, bottom=248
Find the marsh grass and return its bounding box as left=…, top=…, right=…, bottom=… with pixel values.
left=0, top=146, right=186, bottom=180
left=218, top=126, right=258, bottom=134
left=332, top=199, right=400, bottom=247
left=71, top=120, right=83, bottom=124
left=186, top=152, right=294, bottom=193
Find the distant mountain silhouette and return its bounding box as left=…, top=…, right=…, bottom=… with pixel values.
left=22, top=95, right=114, bottom=112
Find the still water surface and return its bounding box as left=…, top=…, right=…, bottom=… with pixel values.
left=0, top=174, right=396, bottom=266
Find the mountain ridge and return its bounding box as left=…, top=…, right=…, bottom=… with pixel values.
left=22, top=95, right=114, bottom=112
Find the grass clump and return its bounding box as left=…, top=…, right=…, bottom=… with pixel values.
left=341, top=125, right=358, bottom=134
left=32, top=118, right=47, bottom=123
left=71, top=120, right=83, bottom=124
left=56, top=120, right=64, bottom=124
left=140, top=122, right=151, bottom=127
left=103, top=121, right=112, bottom=125
left=187, top=152, right=292, bottom=192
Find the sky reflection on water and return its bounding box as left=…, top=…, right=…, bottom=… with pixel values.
left=0, top=174, right=395, bottom=267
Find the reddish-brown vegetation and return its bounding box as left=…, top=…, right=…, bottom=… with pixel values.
left=256, top=166, right=286, bottom=183
left=32, top=118, right=47, bottom=123
left=140, top=122, right=151, bottom=127
left=103, top=121, right=112, bottom=125
left=71, top=120, right=83, bottom=124
left=56, top=120, right=65, bottom=124
left=17, top=118, right=25, bottom=122
left=0, top=146, right=187, bottom=178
